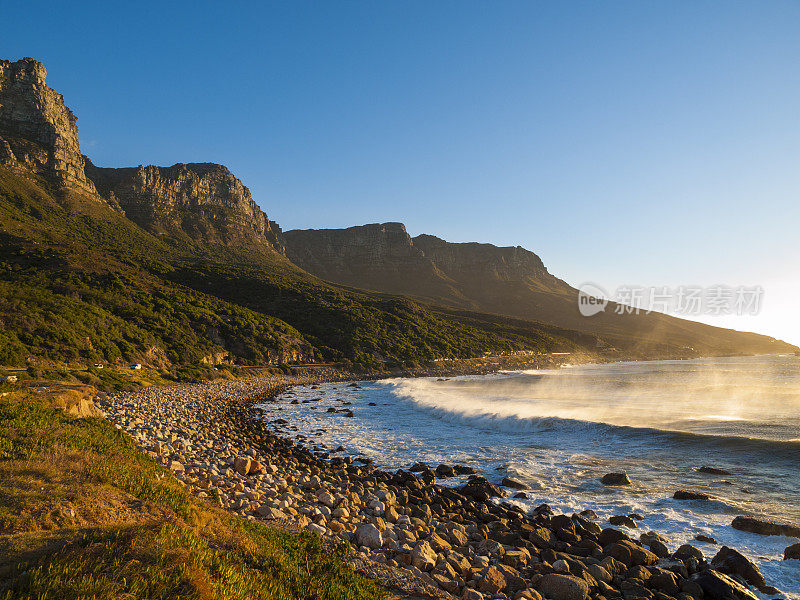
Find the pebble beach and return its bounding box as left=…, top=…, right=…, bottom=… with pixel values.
left=95, top=372, right=798, bottom=600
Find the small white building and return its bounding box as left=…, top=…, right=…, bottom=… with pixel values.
left=2, top=375, right=18, bottom=383
left=130, top=364, right=142, bottom=370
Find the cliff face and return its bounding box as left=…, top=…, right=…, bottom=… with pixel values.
left=283, top=223, right=569, bottom=308
left=86, top=161, right=285, bottom=252
left=284, top=223, right=469, bottom=301
left=0, top=58, right=95, bottom=193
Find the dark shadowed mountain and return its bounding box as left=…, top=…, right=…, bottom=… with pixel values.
left=284, top=223, right=792, bottom=355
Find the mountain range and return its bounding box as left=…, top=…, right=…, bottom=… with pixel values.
left=0, top=57, right=793, bottom=371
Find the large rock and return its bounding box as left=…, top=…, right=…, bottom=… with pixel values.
left=479, top=567, right=506, bottom=594
left=605, top=540, right=658, bottom=566
left=674, top=490, right=711, bottom=501
left=233, top=456, right=251, bottom=476
left=784, top=542, right=800, bottom=560
left=355, top=524, right=383, bottom=549
left=0, top=58, right=96, bottom=192
left=731, top=516, right=800, bottom=538
left=411, top=540, right=438, bottom=571
left=710, top=546, right=764, bottom=588
left=600, top=472, right=631, bottom=485
left=459, top=476, right=505, bottom=501
left=536, top=573, right=589, bottom=600
left=692, top=570, right=758, bottom=600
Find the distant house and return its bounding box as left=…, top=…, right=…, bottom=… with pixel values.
left=93, top=363, right=104, bottom=369
left=2, top=375, right=18, bottom=383
left=130, top=364, right=142, bottom=370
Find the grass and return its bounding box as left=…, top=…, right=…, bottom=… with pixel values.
left=0, top=389, right=385, bottom=600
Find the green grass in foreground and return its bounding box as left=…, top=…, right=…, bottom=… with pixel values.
left=0, top=390, right=384, bottom=600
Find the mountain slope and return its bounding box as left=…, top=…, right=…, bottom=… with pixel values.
left=0, top=58, right=594, bottom=370
left=284, top=223, right=794, bottom=356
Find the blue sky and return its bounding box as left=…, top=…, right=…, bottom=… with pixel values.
left=3, top=1, right=799, bottom=344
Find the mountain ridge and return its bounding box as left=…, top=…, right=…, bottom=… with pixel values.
left=284, top=223, right=791, bottom=356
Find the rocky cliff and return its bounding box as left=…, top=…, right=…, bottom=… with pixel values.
left=86, top=161, right=284, bottom=252
left=0, top=58, right=95, bottom=193
left=284, top=223, right=569, bottom=307
left=283, top=223, right=461, bottom=299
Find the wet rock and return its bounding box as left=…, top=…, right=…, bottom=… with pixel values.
left=537, top=573, right=589, bottom=600
left=409, top=461, right=430, bottom=472
left=601, top=472, right=631, bottom=486
left=454, top=465, right=476, bottom=475
left=731, top=515, right=800, bottom=538
left=695, top=534, right=717, bottom=544
left=513, top=492, right=529, bottom=499
left=784, top=542, right=800, bottom=560
left=696, top=466, right=731, bottom=475
left=609, top=515, right=637, bottom=528
left=501, top=477, right=527, bottom=490
left=459, top=476, right=505, bottom=501
left=692, top=569, right=758, bottom=600
left=710, top=546, right=765, bottom=588
left=435, top=464, right=456, bottom=478
left=674, top=490, right=710, bottom=501
left=579, top=509, right=598, bottom=519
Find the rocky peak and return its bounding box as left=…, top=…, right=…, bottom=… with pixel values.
left=86, top=161, right=284, bottom=252
left=283, top=223, right=441, bottom=286
left=0, top=57, right=95, bottom=192
left=412, top=233, right=551, bottom=284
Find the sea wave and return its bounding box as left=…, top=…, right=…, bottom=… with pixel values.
left=382, top=379, right=800, bottom=458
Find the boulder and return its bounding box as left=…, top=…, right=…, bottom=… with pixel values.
left=435, top=464, right=456, bottom=478
left=459, top=476, right=505, bottom=501
left=784, top=542, right=800, bottom=560
left=536, top=573, right=589, bottom=600
left=674, top=490, right=710, bottom=500
left=692, top=570, right=758, bottom=600
left=696, top=466, right=731, bottom=475
left=673, top=544, right=705, bottom=563
left=501, top=477, right=527, bottom=490
left=731, top=515, right=800, bottom=538
left=317, top=491, right=336, bottom=508
left=409, top=461, right=430, bottom=472
left=355, top=523, right=383, bottom=549
left=257, top=505, right=288, bottom=520
left=454, top=465, right=477, bottom=475
left=609, top=515, right=637, bottom=528
left=479, top=567, right=507, bottom=594
left=710, top=546, right=764, bottom=588
left=605, top=540, right=658, bottom=566
left=233, top=456, right=251, bottom=476
left=598, top=527, right=631, bottom=546
left=411, top=540, right=438, bottom=571
left=601, top=472, right=631, bottom=486
left=463, top=589, right=484, bottom=600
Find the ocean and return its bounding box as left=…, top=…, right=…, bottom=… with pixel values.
left=260, top=354, right=800, bottom=595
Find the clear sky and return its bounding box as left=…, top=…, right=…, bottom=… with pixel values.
left=3, top=1, right=799, bottom=345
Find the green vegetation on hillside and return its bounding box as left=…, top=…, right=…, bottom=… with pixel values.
left=0, top=388, right=383, bottom=599
left=0, top=168, right=584, bottom=370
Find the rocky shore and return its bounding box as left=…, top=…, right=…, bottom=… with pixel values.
left=96, top=373, right=795, bottom=600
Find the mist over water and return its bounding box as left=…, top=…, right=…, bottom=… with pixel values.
left=263, top=355, right=800, bottom=596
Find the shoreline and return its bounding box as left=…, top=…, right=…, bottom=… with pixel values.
left=95, top=364, right=794, bottom=600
